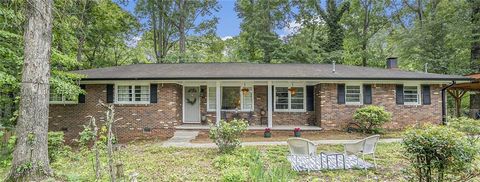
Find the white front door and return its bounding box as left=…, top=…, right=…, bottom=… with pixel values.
left=183, top=86, right=201, bottom=123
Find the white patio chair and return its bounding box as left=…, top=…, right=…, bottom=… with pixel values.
left=344, top=135, right=380, bottom=168
left=287, top=138, right=317, bottom=156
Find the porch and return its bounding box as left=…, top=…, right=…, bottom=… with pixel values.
left=175, top=124, right=323, bottom=131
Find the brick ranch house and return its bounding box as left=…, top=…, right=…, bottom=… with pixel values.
left=48, top=58, right=470, bottom=142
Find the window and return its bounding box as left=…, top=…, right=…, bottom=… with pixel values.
left=207, top=86, right=254, bottom=111
left=275, top=86, right=305, bottom=111
left=222, top=87, right=240, bottom=110
left=116, top=85, right=149, bottom=104
left=49, top=92, right=77, bottom=104
left=345, top=85, right=362, bottom=105
left=404, top=86, right=419, bottom=105
left=207, top=87, right=216, bottom=111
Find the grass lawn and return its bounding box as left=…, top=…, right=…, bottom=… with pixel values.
left=0, top=142, right=409, bottom=181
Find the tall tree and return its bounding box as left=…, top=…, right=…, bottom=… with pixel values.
left=135, top=0, right=219, bottom=63
left=312, top=0, right=350, bottom=54
left=236, top=0, right=290, bottom=63
left=470, top=0, right=480, bottom=114
left=343, top=0, right=390, bottom=67
left=7, top=0, right=53, bottom=180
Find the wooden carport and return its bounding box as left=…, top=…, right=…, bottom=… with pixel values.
left=448, top=73, right=480, bottom=118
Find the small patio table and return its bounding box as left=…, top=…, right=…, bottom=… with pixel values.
left=321, top=152, right=346, bottom=169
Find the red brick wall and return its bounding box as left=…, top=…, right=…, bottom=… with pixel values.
left=319, top=83, right=443, bottom=130
left=49, top=84, right=182, bottom=143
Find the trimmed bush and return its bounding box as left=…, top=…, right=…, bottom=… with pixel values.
left=352, top=105, right=392, bottom=133
left=209, top=119, right=248, bottom=153
left=403, top=125, right=478, bottom=181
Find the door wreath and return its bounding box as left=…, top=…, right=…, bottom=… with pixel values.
left=186, top=88, right=198, bottom=105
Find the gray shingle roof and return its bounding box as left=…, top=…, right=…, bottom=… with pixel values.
left=73, top=63, right=469, bottom=81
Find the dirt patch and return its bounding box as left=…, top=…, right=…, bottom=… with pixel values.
left=192, top=130, right=403, bottom=143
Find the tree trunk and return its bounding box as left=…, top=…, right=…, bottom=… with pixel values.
left=178, top=0, right=187, bottom=63
left=470, top=0, right=480, bottom=116
left=6, top=0, right=53, bottom=180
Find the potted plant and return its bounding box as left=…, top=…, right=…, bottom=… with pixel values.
left=294, top=127, right=301, bottom=137
left=264, top=128, right=271, bottom=138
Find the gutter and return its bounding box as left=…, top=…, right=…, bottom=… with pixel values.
left=441, top=81, right=456, bottom=125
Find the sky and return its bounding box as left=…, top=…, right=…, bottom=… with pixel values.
left=118, top=0, right=290, bottom=39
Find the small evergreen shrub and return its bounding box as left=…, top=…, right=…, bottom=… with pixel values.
left=209, top=119, right=248, bottom=153
left=403, top=125, right=478, bottom=181
left=352, top=105, right=392, bottom=133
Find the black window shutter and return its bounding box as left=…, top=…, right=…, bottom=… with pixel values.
left=422, top=85, right=431, bottom=105
left=150, top=84, right=158, bottom=103
left=337, top=84, right=345, bottom=104
left=106, top=84, right=114, bottom=103
left=272, top=86, right=274, bottom=112
left=396, top=85, right=404, bottom=105
left=78, top=84, right=86, bottom=103
left=306, top=86, right=314, bottom=111
left=363, top=84, right=372, bottom=104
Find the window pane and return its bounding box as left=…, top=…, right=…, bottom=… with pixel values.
left=208, top=87, right=216, bottom=110
left=404, top=86, right=418, bottom=103
left=242, top=87, right=253, bottom=110
left=346, top=85, right=361, bottom=103
left=275, top=87, right=288, bottom=109
left=291, top=87, right=304, bottom=109
left=222, top=87, right=240, bottom=110
left=134, top=85, right=149, bottom=102
left=118, top=86, right=132, bottom=102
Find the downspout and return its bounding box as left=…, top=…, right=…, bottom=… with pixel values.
left=441, top=81, right=456, bottom=125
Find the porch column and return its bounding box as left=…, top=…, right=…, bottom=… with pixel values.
left=267, top=81, right=273, bottom=128
left=216, top=81, right=221, bottom=125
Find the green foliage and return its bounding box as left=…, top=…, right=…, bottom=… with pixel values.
left=47, top=132, right=66, bottom=163
left=403, top=125, right=479, bottom=181
left=448, top=117, right=480, bottom=143
left=209, top=119, right=248, bottom=153
left=352, top=105, right=392, bottom=134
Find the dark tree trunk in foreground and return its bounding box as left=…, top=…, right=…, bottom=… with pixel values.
left=6, top=0, right=53, bottom=180
left=471, top=0, right=480, bottom=115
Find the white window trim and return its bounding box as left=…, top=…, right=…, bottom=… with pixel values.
left=274, top=85, right=306, bottom=112
left=207, top=87, right=216, bottom=112
left=115, top=84, right=150, bottom=104
left=49, top=94, right=78, bottom=105
left=207, top=85, right=255, bottom=112
left=403, top=84, right=421, bottom=106
left=345, top=84, right=363, bottom=105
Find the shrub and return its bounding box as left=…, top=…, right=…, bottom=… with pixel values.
left=448, top=117, right=480, bottom=143
left=403, top=125, right=478, bottom=181
left=48, top=131, right=66, bottom=162
left=209, top=119, right=248, bottom=153
left=352, top=105, right=392, bottom=133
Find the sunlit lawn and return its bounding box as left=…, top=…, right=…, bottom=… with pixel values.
left=1, top=142, right=408, bottom=181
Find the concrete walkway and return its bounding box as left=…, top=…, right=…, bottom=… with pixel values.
left=162, top=130, right=199, bottom=147
left=161, top=130, right=402, bottom=148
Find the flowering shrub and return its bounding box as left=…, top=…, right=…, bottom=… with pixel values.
left=264, top=128, right=271, bottom=133
left=209, top=119, right=248, bottom=153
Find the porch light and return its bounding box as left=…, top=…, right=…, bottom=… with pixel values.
left=288, top=87, right=297, bottom=96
